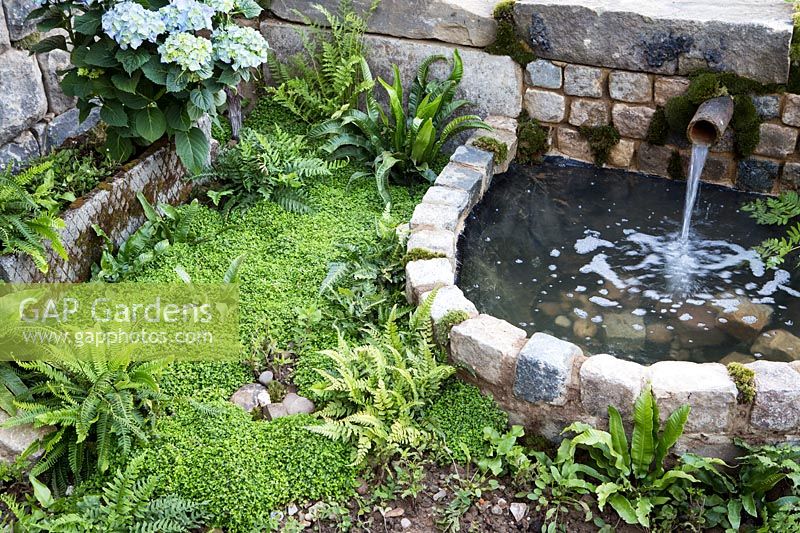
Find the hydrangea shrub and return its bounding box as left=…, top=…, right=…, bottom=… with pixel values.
left=30, top=0, right=269, bottom=171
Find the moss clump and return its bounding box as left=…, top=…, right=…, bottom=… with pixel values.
left=516, top=111, right=549, bottom=164
left=472, top=136, right=508, bottom=165
left=485, top=0, right=535, bottom=66
left=579, top=125, right=620, bottom=166
left=686, top=72, right=725, bottom=105
left=435, top=309, right=470, bottom=345
left=401, top=248, right=446, bottom=266
left=727, top=362, right=756, bottom=404
left=267, top=380, right=286, bottom=402
left=667, top=150, right=686, bottom=180
left=426, top=380, right=509, bottom=464
left=732, top=95, right=761, bottom=158
left=664, top=95, right=696, bottom=136
left=646, top=107, right=669, bottom=146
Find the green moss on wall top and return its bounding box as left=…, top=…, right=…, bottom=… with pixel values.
left=484, top=0, right=535, bottom=66
left=727, top=362, right=756, bottom=404
left=471, top=136, right=509, bottom=165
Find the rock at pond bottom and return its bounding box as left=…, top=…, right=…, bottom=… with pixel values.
left=602, top=313, right=645, bottom=352
left=230, top=383, right=268, bottom=413
left=713, top=297, right=773, bottom=342
left=751, top=330, right=800, bottom=361
left=513, top=332, right=582, bottom=406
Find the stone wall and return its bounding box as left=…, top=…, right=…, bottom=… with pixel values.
left=0, top=2, right=98, bottom=169
left=524, top=59, right=800, bottom=194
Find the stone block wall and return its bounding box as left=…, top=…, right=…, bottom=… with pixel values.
left=0, top=2, right=98, bottom=170
left=524, top=59, right=800, bottom=194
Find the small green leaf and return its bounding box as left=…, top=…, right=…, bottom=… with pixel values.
left=116, top=48, right=151, bottom=75
left=84, top=41, right=118, bottom=68
left=111, top=71, right=140, bottom=94
left=164, top=103, right=192, bottom=132
left=100, top=100, right=129, bottom=127
left=74, top=11, right=101, bottom=35
left=189, top=88, right=215, bottom=112
left=29, top=475, right=54, bottom=509
left=134, top=107, right=167, bottom=143
left=175, top=127, right=209, bottom=173
left=141, top=57, right=168, bottom=85
left=166, top=66, right=189, bottom=93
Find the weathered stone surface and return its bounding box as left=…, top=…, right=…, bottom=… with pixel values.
left=409, top=202, right=463, bottom=233
left=449, top=145, right=494, bottom=179
left=0, top=49, right=48, bottom=145
left=654, top=76, right=690, bottom=106
left=607, top=139, right=635, bottom=167
left=737, top=158, right=779, bottom=193
left=751, top=329, right=800, bottom=361
left=513, top=0, right=794, bottom=84
left=603, top=312, right=645, bottom=352
left=649, top=361, right=737, bottom=433
left=783, top=161, right=800, bottom=187
left=422, top=185, right=471, bottom=214
left=713, top=297, right=773, bottom=342
left=636, top=143, right=672, bottom=177
left=525, top=59, right=562, bottom=89
left=563, top=64, right=604, bottom=97
left=748, top=360, right=800, bottom=431
left=0, top=130, right=40, bottom=171
left=580, top=353, right=646, bottom=418
left=524, top=88, right=565, bottom=123
left=783, top=94, right=800, bottom=127
left=754, top=123, right=798, bottom=158
left=258, top=370, right=273, bottom=386
left=609, top=71, right=652, bottom=103
left=405, top=258, right=454, bottom=304
left=270, top=0, right=498, bottom=47
left=407, top=229, right=456, bottom=262
left=752, top=95, right=782, bottom=120
left=514, top=333, right=582, bottom=405
left=612, top=103, right=655, bottom=139
left=37, top=49, right=75, bottom=115
left=0, top=410, right=49, bottom=463
left=485, top=115, right=518, bottom=134
left=421, top=285, right=479, bottom=323
left=3, top=0, right=39, bottom=40
left=568, top=98, right=609, bottom=127
left=283, top=393, right=315, bottom=415
left=469, top=118, right=518, bottom=173
left=450, top=314, right=527, bottom=384
left=0, top=7, right=10, bottom=52
left=266, top=403, right=289, bottom=419
left=556, top=126, right=592, bottom=162
left=262, top=20, right=522, bottom=118
left=230, top=383, right=268, bottom=413
left=44, top=107, right=100, bottom=153
left=435, top=161, right=484, bottom=204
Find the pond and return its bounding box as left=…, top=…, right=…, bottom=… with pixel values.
left=458, top=158, right=800, bottom=365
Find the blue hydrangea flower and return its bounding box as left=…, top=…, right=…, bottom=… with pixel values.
left=203, top=0, right=234, bottom=13
left=102, top=2, right=165, bottom=50
left=158, top=32, right=214, bottom=78
left=159, top=0, right=215, bottom=32
left=212, top=25, right=270, bottom=71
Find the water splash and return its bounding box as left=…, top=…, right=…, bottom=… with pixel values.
left=680, top=144, right=709, bottom=241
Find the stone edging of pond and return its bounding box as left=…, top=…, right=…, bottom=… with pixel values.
left=404, top=118, right=800, bottom=459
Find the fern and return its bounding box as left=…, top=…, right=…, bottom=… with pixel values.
left=306, top=301, right=454, bottom=466
left=743, top=191, right=800, bottom=268
left=268, top=0, right=376, bottom=123
left=0, top=165, right=67, bottom=273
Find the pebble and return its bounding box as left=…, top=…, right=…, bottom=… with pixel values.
left=400, top=518, right=412, bottom=529
left=258, top=370, right=274, bottom=386
left=491, top=505, right=503, bottom=515
left=384, top=507, right=404, bottom=518
left=287, top=504, right=298, bottom=516
left=555, top=315, right=572, bottom=328
left=283, top=393, right=315, bottom=415
left=433, top=489, right=447, bottom=502
left=497, top=497, right=508, bottom=509
left=256, top=391, right=271, bottom=406
left=510, top=502, right=528, bottom=522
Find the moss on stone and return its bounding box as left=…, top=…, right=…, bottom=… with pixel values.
left=485, top=0, right=535, bottom=66
left=646, top=107, right=669, bottom=146
left=13, top=32, right=42, bottom=51
left=579, top=125, right=620, bottom=167
left=732, top=95, right=761, bottom=158
left=401, top=248, right=446, bottom=266
left=667, top=150, right=686, bottom=180
left=516, top=111, right=549, bottom=164
left=435, top=309, right=470, bottom=344
left=686, top=72, right=725, bottom=105
left=472, top=136, right=508, bottom=165
left=727, top=362, right=756, bottom=404
left=664, top=95, right=697, bottom=136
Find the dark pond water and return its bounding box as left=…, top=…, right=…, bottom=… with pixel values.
left=458, top=159, right=800, bottom=365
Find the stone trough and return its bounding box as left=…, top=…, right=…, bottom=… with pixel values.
left=405, top=118, right=800, bottom=459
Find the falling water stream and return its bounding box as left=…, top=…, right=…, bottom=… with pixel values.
left=679, top=144, right=710, bottom=241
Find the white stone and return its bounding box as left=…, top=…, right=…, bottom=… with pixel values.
left=747, top=360, right=800, bottom=432
left=612, top=103, right=656, bottom=139
left=607, top=139, right=635, bottom=167
left=421, top=285, right=479, bottom=323
left=230, top=383, right=268, bottom=413
left=654, top=77, right=690, bottom=106
left=568, top=98, right=609, bottom=127
left=555, top=126, right=592, bottom=162
left=0, top=410, right=49, bottom=463
left=409, top=202, right=463, bottom=233
left=37, top=49, right=75, bottom=115
left=783, top=94, right=800, bottom=127
left=526, top=59, right=562, bottom=89
left=754, top=123, right=799, bottom=159
left=609, top=71, right=652, bottom=103
left=434, top=161, right=484, bottom=205
left=468, top=127, right=517, bottom=174
left=407, top=229, right=456, bottom=262
left=422, top=185, right=471, bottom=214
left=450, top=314, right=527, bottom=385
left=563, top=65, right=605, bottom=97
left=449, top=146, right=494, bottom=191
left=648, top=361, right=737, bottom=433
left=524, top=88, right=566, bottom=123
left=0, top=49, right=48, bottom=145
left=405, top=258, right=455, bottom=304
left=580, top=353, right=646, bottom=418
